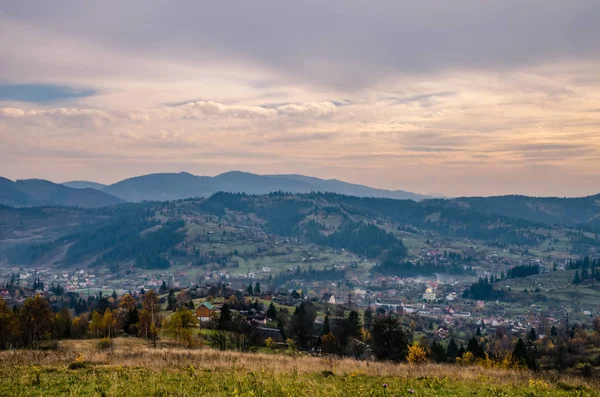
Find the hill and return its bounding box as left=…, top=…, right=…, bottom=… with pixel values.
left=435, top=194, right=600, bottom=230
left=14, top=179, right=124, bottom=208
left=3, top=191, right=600, bottom=272
left=62, top=181, right=107, bottom=190
left=101, top=171, right=430, bottom=202
left=0, top=177, right=37, bottom=207
left=0, top=178, right=123, bottom=208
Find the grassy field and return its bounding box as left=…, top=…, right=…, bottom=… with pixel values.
left=0, top=338, right=596, bottom=396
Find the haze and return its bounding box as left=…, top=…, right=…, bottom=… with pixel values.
left=1, top=1, right=600, bottom=197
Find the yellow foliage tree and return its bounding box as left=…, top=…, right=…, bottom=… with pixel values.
left=406, top=344, right=428, bottom=365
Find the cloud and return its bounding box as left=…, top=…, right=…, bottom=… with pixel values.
left=1, top=2, right=600, bottom=197
left=268, top=132, right=337, bottom=143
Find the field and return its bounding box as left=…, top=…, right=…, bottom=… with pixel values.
left=0, top=338, right=596, bottom=396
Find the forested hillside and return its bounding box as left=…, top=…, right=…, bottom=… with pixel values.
left=3, top=192, right=599, bottom=273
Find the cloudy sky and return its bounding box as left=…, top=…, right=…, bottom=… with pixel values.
left=1, top=1, right=599, bottom=197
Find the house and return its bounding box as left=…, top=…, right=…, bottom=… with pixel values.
left=195, top=301, right=216, bottom=322
left=322, top=293, right=336, bottom=305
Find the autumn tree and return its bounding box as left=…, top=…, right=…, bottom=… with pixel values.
left=53, top=306, right=72, bottom=339
left=0, top=297, right=18, bottom=349
left=164, top=307, right=198, bottom=347
left=139, top=289, right=161, bottom=346
left=19, top=295, right=54, bottom=346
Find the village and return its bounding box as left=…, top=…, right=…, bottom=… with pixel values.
left=1, top=256, right=591, bottom=346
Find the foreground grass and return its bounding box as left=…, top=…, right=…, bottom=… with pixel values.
left=0, top=338, right=596, bottom=396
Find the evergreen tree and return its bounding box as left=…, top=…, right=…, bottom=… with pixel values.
left=344, top=311, right=362, bottom=339
left=512, top=338, right=529, bottom=365
left=266, top=302, right=277, bottom=320
left=167, top=289, right=177, bottom=311
left=528, top=327, right=538, bottom=343
left=572, top=270, right=582, bottom=285
left=218, top=303, right=232, bottom=330
left=322, top=315, right=331, bottom=336
left=247, top=284, right=253, bottom=296
left=254, top=282, right=261, bottom=294
left=447, top=338, right=459, bottom=360
left=363, top=307, right=373, bottom=331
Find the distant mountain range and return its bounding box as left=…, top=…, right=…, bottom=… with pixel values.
left=64, top=171, right=432, bottom=202
left=62, top=181, right=107, bottom=190
left=2, top=171, right=599, bottom=230
left=0, top=177, right=124, bottom=208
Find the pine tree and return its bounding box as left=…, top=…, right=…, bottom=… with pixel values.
left=218, top=303, right=232, bottom=330
left=447, top=338, right=459, bottom=360
left=573, top=270, right=582, bottom=285
left=266, top=302, right=277, bottom=320
left=322, top=315, right=331, bottom=336
left=247, top=284, right=253, bottom=296
left=528, top=327, right=538, bottom=343
left=167, top=289, right=177, bottom=311
left=363, top=307, right=373, bottom=331
left=254, top=282, right=261, bottom=294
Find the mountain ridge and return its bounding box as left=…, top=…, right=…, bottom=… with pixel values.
left=99, top=170, right=432, bottom=202
left=0, top=178, right=124, bottom=208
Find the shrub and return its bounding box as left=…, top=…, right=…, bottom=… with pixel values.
left=406, top=345, right=427, bottom=365
left=97, top=337, right=113, bottom=350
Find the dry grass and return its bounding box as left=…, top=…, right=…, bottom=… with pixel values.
left=0, top=337, right=595, bottom=392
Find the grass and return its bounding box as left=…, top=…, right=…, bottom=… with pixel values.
left=0, top=338, right=597, bottom=396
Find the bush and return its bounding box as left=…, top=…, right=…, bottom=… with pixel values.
left=406, top=345, right=428, bottom=365
left=97, top=337, right=113, bottom=350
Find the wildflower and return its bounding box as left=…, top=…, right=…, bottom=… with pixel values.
left=408, top=389, right=415, bottom=394
left=383, top=383, right=388, bottom=389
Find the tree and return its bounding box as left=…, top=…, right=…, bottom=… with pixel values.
left=159, top=281, right=168, bottom=293
left=140, top=289, right=161, bottom=346
left=266, top=302, right=277, bottom=320
left=53, top=306, right=72, bottom=339
left=0, top=297, right=18, bottom=349
left=247, top=284, right=253, bottom=296
left=167, top=289, right=177, bottom=311
left=218, top=303, right=232, bottom=331
left=572, top=270, right=582, bottom=285
left=512, top=338, right=529, bottom=366
left=371, top=316, right=412, bottom=362
left=102, top=308, right=116, bottom=337
left=89, top=310, right=103, bottom=337
left=407, top=344, right=428, bottom=365
left=288, top=301, right=316, bottom=350
left=19, top=295, right=54, bottom=346
left=254, top=282, right=261, bottom=294
left=343, top=311, right=362, bottom=339
left=446, top=338, right=459, bottom=361
left=528, top=327, right=538, bottom=344
left=363, top=307, right=373, bottom=331
left=321, top=315, right=331, bottom=336
left=467, top=336, right=485, bottom=359
left=164, top=307, right=198, bottom=347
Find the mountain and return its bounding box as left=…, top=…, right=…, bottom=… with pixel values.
left=102, top=172, right=214, bottom=202
left=5, top=191, right=600, bottom=270
left=432, top=194, right=600, bottom=229
left=62, top=181, right=107, bottom=190
left=101, top=171, right=430, bottom=202
left=268, top=174, right=430, bottom=201
left=0, top=177, right=38, bottom=207
left=0, top=178, right=124, bottom=208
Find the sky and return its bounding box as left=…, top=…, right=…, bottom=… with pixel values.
left=1, top=1, right=600, bottom=197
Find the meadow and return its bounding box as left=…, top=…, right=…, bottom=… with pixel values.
left=0, top=338, right=596, bottom=396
